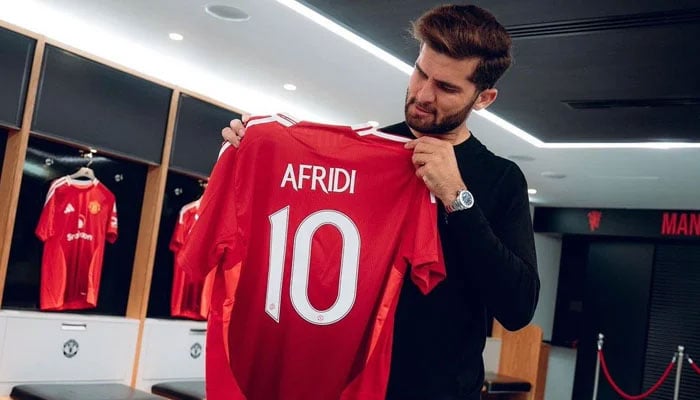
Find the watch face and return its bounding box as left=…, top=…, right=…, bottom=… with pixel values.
left=460, top=191, right=474, bottom=208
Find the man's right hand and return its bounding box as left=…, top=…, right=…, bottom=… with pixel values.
left=221, top=113, right=250, bottom=148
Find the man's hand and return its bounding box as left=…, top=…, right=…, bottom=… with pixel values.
left=405, top=136, right=467, bottom=206
left=221, top=113, right=250, bottom=148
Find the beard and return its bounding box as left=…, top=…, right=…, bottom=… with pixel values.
left=404, top=90, right=478, bottom=135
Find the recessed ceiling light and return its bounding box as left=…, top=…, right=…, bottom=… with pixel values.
left=541, top=171, right=567, bottom=179
left=527, top=188, right=537, bottom=195
left=368, top=120, right=379, bottom=127
left=589, top=175, right=661, bottom=181
left=205, top=4, right=251, bottom=22
left=283, top=83, right=297, bottom=91
left=508, top=155, right=535, bottom=162
left=168, top=33, right=184, bottom=41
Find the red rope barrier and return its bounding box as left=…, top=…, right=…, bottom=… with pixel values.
left=689, top=357, right=700, bottom=375
left=599, top=350, right=675, bottom=400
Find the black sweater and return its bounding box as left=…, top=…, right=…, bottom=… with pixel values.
left=382, top=122, right=540, bottom=400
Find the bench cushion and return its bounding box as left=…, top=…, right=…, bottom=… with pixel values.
left=10, top=383, right=164, bottom=400
left=483, top=372, right=532, bottom=393
left=150, top=381, right=205, bottom=400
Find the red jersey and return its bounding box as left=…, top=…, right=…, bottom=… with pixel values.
left=180, top=114, right=446, bottom=400
left=178, top=144, right=242, bottom=400
left=203, top=265, right=242, bottom=400
left=35, top=177, right=118, bottom=310
left=169, top=199, right=211, bottom=320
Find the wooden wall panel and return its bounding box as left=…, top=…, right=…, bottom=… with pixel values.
left=498, top=324, right=549, bottom=400
left=127, top=90, right=179, bottom=385
left=0, top=40, right=45, bottom=304
left=492, top=320, right=506, bottom=338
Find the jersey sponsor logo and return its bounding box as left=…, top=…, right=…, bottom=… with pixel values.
left=64, top=203, right=75, bottom=214
left=77, top=215, right=86, bottom=229
left=280, top=163, right=357, bottom=194
left=88, top=201, right=101, bottom=214
left=66, top=231, right=94, bottom=241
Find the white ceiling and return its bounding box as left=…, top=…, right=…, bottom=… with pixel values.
left=2, top=0, right=699, bottom=210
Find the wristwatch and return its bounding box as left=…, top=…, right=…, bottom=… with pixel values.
left=445, top=189, right=475, bottom=213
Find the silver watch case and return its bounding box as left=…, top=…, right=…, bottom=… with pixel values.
left=448, top=189, right=474, bottom=212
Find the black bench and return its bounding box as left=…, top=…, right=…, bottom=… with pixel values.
left=10, top=383, right=165, bottom=400
left=483, top=372, right=532, bottom=393
left=151, top=381, right=205, bottom=400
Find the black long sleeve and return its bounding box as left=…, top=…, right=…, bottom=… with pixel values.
left=446, top=162, right=539, bottom=330
left=383, top=123, right=540, bottom=400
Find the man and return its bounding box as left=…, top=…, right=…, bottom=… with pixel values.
left=222, top=4, right=539, bottom=400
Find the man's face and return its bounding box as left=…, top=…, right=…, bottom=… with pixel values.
left=405, top=45, right=483, bottom=136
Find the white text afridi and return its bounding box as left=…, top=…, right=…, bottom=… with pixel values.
left=280, top=163, right=357, bottom=194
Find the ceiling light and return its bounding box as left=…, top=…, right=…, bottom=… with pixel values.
left=275, top=0, right=413, bottom=75
left=368, top=120, right=379, bottom=127
left=508, top=155, right=535, bottom=162
left=541, top=172, right=567, bottom=179
left=476, top=102, right=700, bottom=149
left=589, top=175, right=660, bottom=181
left=168, top=33, right=184, bottom=41
left=205, top=4, right=251, bottom=22
left=283, top=83, right=297, bottom=91
left=540, top=141, right=700, bottom=149
left=527, top=188, right=537, bottom=195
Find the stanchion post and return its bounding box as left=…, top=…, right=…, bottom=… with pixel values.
left=674, top=345, right=684, bottom=400
left=592, top=333, right=604, bottom=400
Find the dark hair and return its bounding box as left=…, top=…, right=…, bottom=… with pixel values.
left=412, top=4, right=512, bottom=91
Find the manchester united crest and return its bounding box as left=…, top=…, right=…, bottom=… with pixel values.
left=587, top=210, right=602, bottom=232
left=88, top=201, right=101, bottom=214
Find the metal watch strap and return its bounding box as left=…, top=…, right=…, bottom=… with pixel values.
left=445, top=189, right=468, bottom=213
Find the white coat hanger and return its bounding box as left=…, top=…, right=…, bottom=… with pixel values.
left=69, top=148, right=97, bottom=181
left=69, top=166, right=96, bottom=181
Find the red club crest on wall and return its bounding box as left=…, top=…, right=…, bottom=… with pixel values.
left=587, top=210, right=602, bottom=232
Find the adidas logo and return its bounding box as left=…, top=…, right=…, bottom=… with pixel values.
left=64, top=203, right=75, bottom=214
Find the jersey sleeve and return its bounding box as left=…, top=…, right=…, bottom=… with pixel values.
left=106, top=200, right=118, bottom=244
left=178, top=143, right=240, bottom=280
left=404, top=188, right=446, bottom=294
left=35, top=179, right=61, bottom=242
left=169, top=207, right=188, bottom=253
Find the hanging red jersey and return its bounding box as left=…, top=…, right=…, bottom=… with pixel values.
left=179, top=114, right=446, bottom=400
left=169, top=199, right=211, bottom=320
left=35, top=177, right=118, bottom=310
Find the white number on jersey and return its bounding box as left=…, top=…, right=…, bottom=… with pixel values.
left=266, top=206, right=360, bottom=325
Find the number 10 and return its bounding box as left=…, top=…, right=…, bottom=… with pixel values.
left=266, top=206, right=360, bottom=325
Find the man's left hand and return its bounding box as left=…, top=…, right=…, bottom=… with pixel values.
left=405, top=136, right=467, bottom=206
